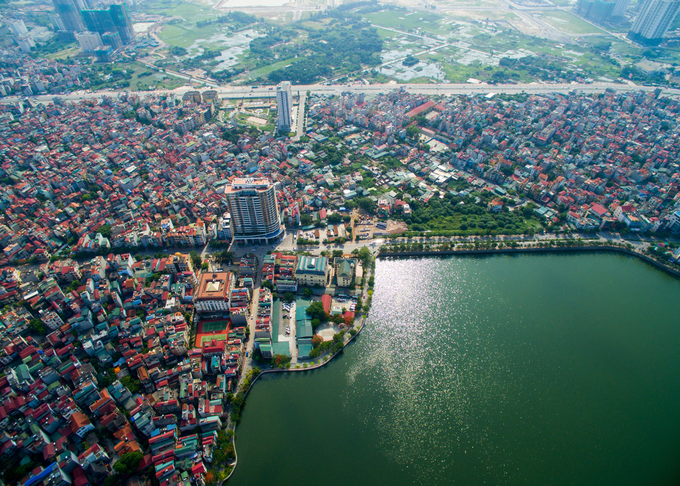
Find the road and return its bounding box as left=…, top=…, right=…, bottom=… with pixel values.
left=5, top=81, right=679, bottom=107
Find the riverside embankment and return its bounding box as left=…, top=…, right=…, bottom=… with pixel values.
left=378, top=245, right=680, bottom=278
left=226, top=253, right=680, bottom=486
left=220, top=315, right=367, bottom=484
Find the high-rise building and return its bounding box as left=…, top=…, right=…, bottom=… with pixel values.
left=276, top=81, right=293, bottom=133
left=52, top=0, right=85, bottom=32
left=628, top=0, right=680, bottom=44
left=225, top=178, right=284, bottom=245
left=49, top=14, right=66, bottom=31
left=575, top=0, right=616, bottom=23
left=101, top=31, right=122, bottom=49
left=75, top=31, right=103, bottom=52
left=109, top=4, right=134, bottom=44
left=9, top=20, right=28, bottom=37
left=612, top=0, right=631, bottom=17
left=81, top=3, right=134, bottom=45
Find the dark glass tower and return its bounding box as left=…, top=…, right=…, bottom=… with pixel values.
left=81, top=3, right=135, bottom=45
left=52, top=0, right=85, bottom=31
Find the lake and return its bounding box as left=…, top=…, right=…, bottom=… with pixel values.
left=229, top=253, right=680, bottom=486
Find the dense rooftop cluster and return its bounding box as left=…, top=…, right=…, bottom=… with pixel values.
left=307, top=88, right=680, bottom=234
left=2, top=84, right=680, bottom=484
left=0, top=243, right=253, bottom=485
left=0, top=49, right=88, bottom=97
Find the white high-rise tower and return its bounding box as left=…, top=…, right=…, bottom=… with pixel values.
left=612, top=0, right=631, bottom=17
left=225, top=178, right=284, bottom=245
left=628, top=0, right=680, bottom=44
left=276, top=81, right=293, bottom=133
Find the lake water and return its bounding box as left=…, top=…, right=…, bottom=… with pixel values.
left=229, top=253, right=680, bottom=486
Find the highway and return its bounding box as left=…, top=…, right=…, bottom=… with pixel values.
left=3, top=81, right=678, bottom=106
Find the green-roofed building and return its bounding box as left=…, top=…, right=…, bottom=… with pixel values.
left=296, top=319, right=313, bottom=339
left=272, top=342, right=291, bottom=357
left=295, top=256, right=329, bottom=287
left=334, top=257, right=356, bottom=287
left=298, top=343, right=313, bottom=359
left=259, top=343, right=272, bottom=358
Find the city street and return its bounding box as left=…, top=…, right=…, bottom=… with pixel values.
left=4, top=80, right=679, bottom=107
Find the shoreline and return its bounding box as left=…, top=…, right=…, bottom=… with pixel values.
left=377, top=245, right=680, bottom=279
left=221, top=316, right=368, bottom=484
left=221, top=245, right=678, bottom=483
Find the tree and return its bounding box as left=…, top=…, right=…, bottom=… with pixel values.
left=262, top=280, right=274, bottom=291
left=282, top=291, right=295, bottom=302
left=28, top=318, right=46, bottom=335
left=302, top=287, right=313, bottom=297
left=327, top=212, right=343, bottom=224
left=406, top=125, right=420, bottom=139
left=113, top=451, right=143, bottom=476
left=306, top=301, right=328, bottom=321
left=355, top=297, right=363, bottom=314
left=201, top=262, right=209, bottom=270
left=97, top=224, right=111, bottom=238
left=190, top=251, right=202, bottom=268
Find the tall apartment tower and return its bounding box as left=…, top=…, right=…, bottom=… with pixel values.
left=628, top=0, right=680, bottom=44
left=276, top=81, right=293, bottom=134
left=52, top=0, right=85, bottom=32
left=81, top=3, right=135, bottom=45
left=575, top=0, right=616, bottom=23
left=225, top=178, right=284, bottom=245
left=612, top=0, right=631, bottom=17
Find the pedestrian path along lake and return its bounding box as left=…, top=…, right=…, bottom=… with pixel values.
left=229, top=253, right=680, bottom=486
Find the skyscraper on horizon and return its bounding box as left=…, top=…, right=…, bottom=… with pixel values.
left=612, top=0, right=631, bottom=17
left=628, top=0, right=680, bottom=44
left=575, top=0, right=616, bottom=23
left=225, top=178, right=284, bottom=245
left=81, top=3, right=135, bottom=45
left=52, top=0, right=85, bottom=32
left=276, top=81, right=293, bottom=134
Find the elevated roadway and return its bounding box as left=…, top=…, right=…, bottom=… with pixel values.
left=3, top=81, right=678, bottom=105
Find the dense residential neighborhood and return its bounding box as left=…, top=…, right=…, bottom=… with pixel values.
left=2, top=81, right=680, bottom=485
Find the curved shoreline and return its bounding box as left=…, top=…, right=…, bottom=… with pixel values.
left=222, top=245, right=678, bottom=483
left=222, top=316, right=368, bottom=484
left=378, top=245, right=680, bottom=279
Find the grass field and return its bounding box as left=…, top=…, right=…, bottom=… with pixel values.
left=158, top=23, right=224, bottom=48
left=46, top=46, right=79, bottom=60
left=246, top=58, right=298, bottom=79
left=363, top=10, right=444, bottom=32
left=139, top=0, right=216, bottom=23
left=537, top=11, right=605, bottom=34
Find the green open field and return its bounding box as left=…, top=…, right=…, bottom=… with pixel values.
left=363, top=10, right=444, bottom=32
left=138, top=0, right=217, bottom=23
left=246, top=58, right=298, bottom=79
left=158, top=23, right=224, bottom=48
left=537, top=10, right=605, bottom=34
left=46, top=46, right=79, bottom=60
